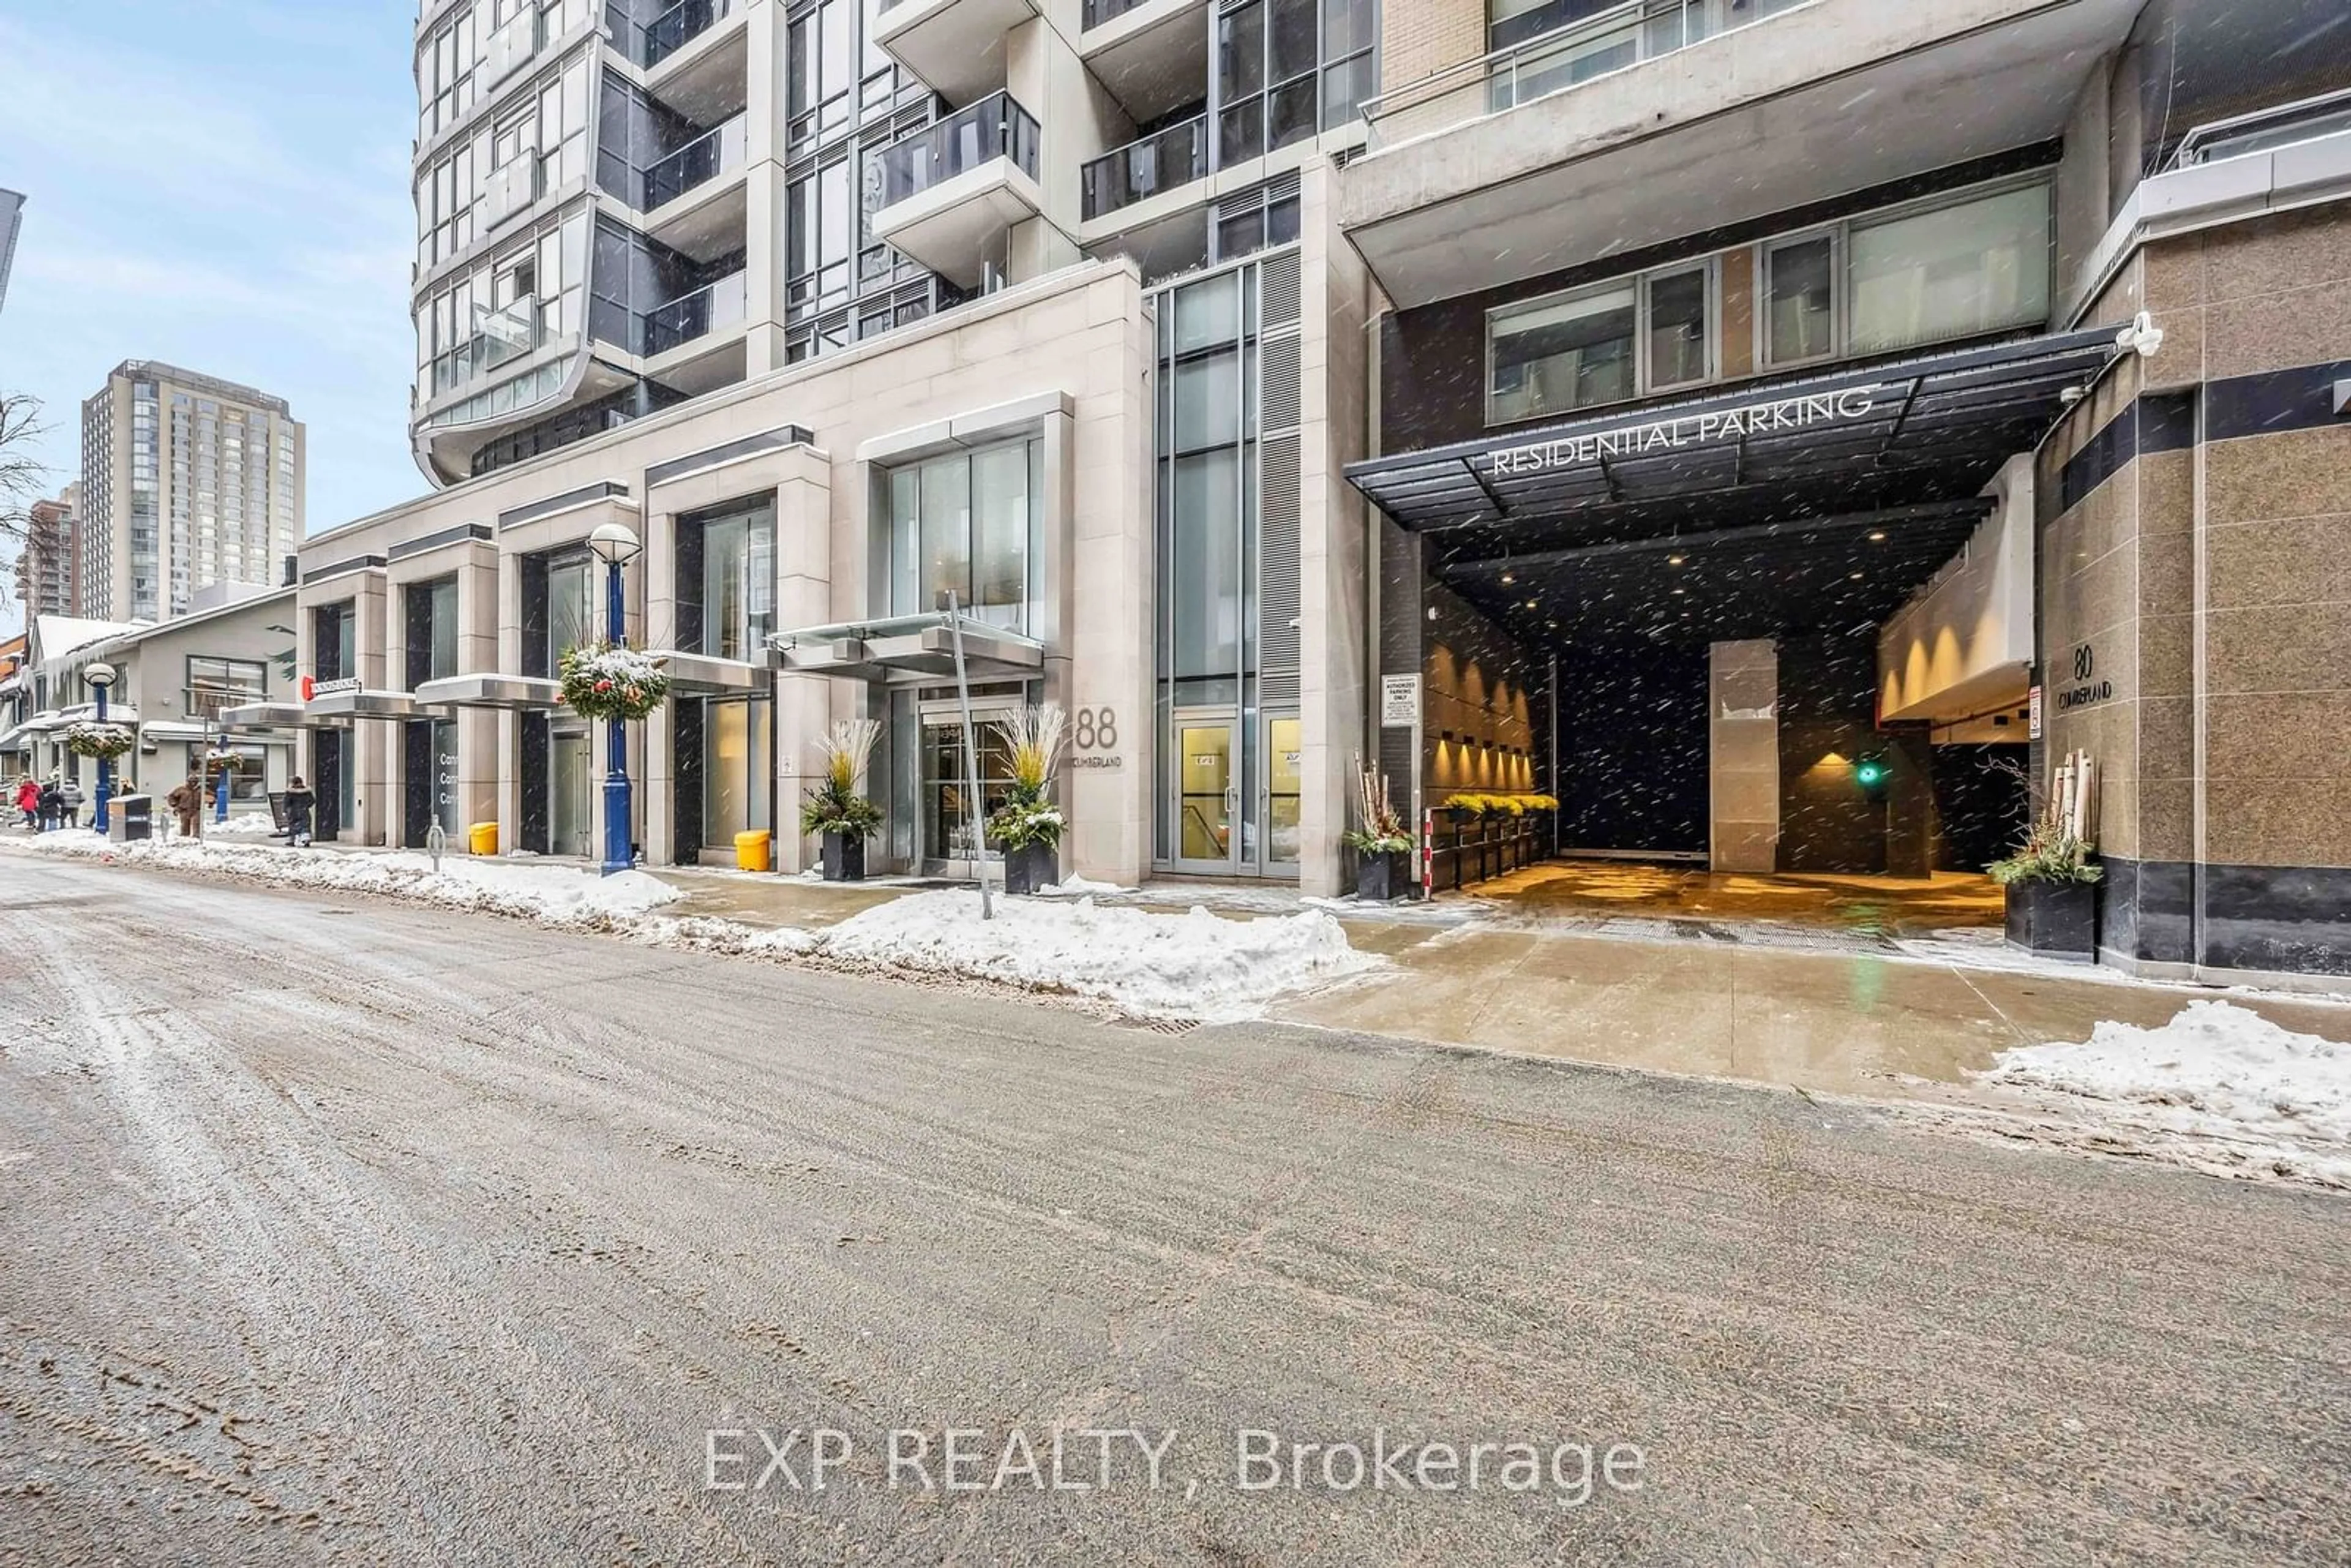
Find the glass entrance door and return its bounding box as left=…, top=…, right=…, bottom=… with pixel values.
left=1174, top=717, right=1237, bottom=871
left=549, top=729, right=593, bottom=859
left=1262, top=714, right=1302, bottom=871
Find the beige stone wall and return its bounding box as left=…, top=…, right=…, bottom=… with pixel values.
left=293, top=261, right=1158, bottom=881
left=1380, top=0, right=1485, bottom=95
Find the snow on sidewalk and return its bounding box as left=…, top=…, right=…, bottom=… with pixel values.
left=27, top=830, right=681, bottom=923
left=814, top=890, right=1378, bottom=1022
left=1981, top=1001, right=2351, bottom=1187
left=21, top=835, right=1378, bottom=1021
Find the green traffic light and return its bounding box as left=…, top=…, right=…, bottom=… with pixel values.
left=1854, top=758, right=1888, bottom=787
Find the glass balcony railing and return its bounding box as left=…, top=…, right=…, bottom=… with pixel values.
left=2171, top=86, right=2351, bottom=168
left=609, top=0, right=731, bottom=70
left=1081, top=0, right=1158, bottom=28
left=1081, top=114, right=1208, bottom=220
left=642, top=271, right=747, bottom=354
left=427, top=296, right=542, bottom=399
left=641, top=114, right=748, bottom=209
left=874, top=92, right=1041, bottom=211
left=1363, top=0, right=1813, bottom=150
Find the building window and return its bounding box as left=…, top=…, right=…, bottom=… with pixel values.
left=1216, top=0, right=1374, bottom=163
left=405, top=576, right=460, bottom=688
left=313, top=602, right=356, bottom=683
left=1487, top=259, right=1713, bottom=424
left=1763, top=233, right=1836, bottom=366
left=676, top=500, right=776, bottom=662
left=187, top=656, right=269, bottom=719
left=1845, top=181, right=2051, bottom=356
left=887, top=438, right=1042, bottom=633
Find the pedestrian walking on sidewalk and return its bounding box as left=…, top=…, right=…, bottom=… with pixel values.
left=167, top=776, right=201, bottom=841
left=283, top=775, right=317, bottom=849
left=13, top=776, right=34, bottom=829
left=37, top=776, right=62, bottom=832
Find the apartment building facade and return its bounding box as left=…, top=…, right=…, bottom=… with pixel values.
left=78, top=361, right=306, bottom=624
left=1340, top=0, right=2351, bottom=981
left=244, top=0, right=1378, bottom=890
left=15, top=487, right=80, bottom=620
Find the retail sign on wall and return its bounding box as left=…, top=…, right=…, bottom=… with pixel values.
left=1380, top=674, right=1422, bottom=728
left=1487, top=386, right=1887, bottom=476
left=306, top=675, right=362, bottom=700
left=2028, top=685, right=2043, bottom=740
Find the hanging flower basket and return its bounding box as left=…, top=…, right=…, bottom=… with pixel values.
left=203, top=750, right=242, bottom=772
left=64, top=721, right=135, bottom=761
left=558, top=643, right=670, bottom=723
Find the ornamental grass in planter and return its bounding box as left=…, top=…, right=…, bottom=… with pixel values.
left=988, top=703, right=1067, bottom=895
left=1346, top=763, right=1414, bottom=902
left=1989, top=801, right=2102, bottom=959
left=803, top=718, right=883, bottom=881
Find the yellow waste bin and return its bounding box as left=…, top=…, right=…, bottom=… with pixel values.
left=468, top=822, right=499, bottom=857
left=734, top=829, right=772, bottom=872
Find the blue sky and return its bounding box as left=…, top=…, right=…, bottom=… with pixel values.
left=0, top=1, right=423, bottom=636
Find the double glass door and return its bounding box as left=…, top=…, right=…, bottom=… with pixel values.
left=1171, top=711, right=1300, bottom=874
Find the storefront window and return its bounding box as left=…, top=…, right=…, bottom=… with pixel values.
left=405, top=576, right=460, bottom=687
left=702, top=696, right=771, bottom=847
left=888, top=438, right=1040, bottom=631
left=681, top=501, right=775, bottom=662
left=547, top=553, right=596, bottom=666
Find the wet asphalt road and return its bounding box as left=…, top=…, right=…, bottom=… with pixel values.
left=2, top=852, right=2347, bottom=1567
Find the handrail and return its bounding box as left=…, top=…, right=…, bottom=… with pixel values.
left=2170, top=84, right=2351, bottom=169
left=642, top=270, right=748, bottom=354
left=1360, top=0, right=1815, bottom=151
left=642, top=113, right=747, bottom=208
left=1080, top=113, right=1209, bottom=220
left=874, top=92, right=1041, bottom=209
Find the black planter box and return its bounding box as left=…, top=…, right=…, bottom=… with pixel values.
left=822, top=830, right=866, bottom=883
left=1005, top=841, right=1058, bottom=895
left=2004, top=879, right=2098, bottom=959
left=1356, top=850, right=1414, bottom=903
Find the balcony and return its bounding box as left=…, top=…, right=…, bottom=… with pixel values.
left=1078, top=0, right=1209, bottom=122
left=1340, top=0, right=2143, bottom=308
left=1081, top=114, right=1208, bottom=222
left=427, top=296, right=544, bottom=400
left=642, top=114, right=746, bottom=210
left=642, top=270, right=748, bottom=357
left=871, top=93, right=1044, bottom=289
left=611, top=0, right=733, bottom=70
left=874, top=0, right=1035, bottom=108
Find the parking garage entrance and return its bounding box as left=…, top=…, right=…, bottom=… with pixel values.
left=1351, top=328, right=2117, bottom=894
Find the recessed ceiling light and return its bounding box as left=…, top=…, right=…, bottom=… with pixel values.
left=1667, top=554, right=1687, bottom=566
left=1500, top=572, right=1516, bottom=584
left=1849, top=571, right=1865, bottom=580
left=1671, top=587, right=1685, bottom=596
left=1524, top=599, right=1537, bottom=610
left=1867, top=530, right=1887, bottom=542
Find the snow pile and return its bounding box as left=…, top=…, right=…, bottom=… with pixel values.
left=1037, top=874, right=1136, bottom=898
left=29, top=832, right=681, bottom=924
left=1983, top=1001, right=2351, bottom=1186
left=203, top=813, right=282, bottom=839
left=817, top=890, right=1378, bottom=1021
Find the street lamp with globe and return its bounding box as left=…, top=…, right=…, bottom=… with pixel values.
left=84, top=662, right=118, bottom=835
left=587, top=522, right=643, bottom=876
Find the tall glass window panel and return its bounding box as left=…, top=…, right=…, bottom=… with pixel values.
left=918, top=455, right=970, bottom=617
left=1847, top=184, right=2051, bottom=355
left=1489, top=285, right=1635, bottom=422
left=1173, top=272, right=1240, bottom=353
left=547, top=554, right=594, bottom=667
left=704, top=697, right=773, bottom=846
left=700, top=505, right=777, bottom=661
left=970, top=444, right=1031, bottom=631
left=1766, top=235, right=1835, bottom=365
left=1174, top=350, right=1242, bottom=450
left=1171, top=448, right=1242, bottom=680
left=1645, top=265, right=1711, bottom=389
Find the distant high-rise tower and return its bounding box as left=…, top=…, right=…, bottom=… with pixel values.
left=79, top=361, right=306, bottom=623
left=14, top=484, right=79, bottom=619
left=0, top=188, right=23, bottom=317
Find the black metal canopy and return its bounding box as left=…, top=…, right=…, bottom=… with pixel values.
left=1351, top=328, right=2120, bottom=647
left=1348, top=328, right=2119, bottom=542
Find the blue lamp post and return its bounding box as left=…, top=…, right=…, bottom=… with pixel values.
left=587, top=520, right=643, bottom=877
left=85, top=662, right=118, bottom=835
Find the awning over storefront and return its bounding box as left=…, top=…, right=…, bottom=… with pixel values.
left=658, top=652, right=768, bottom=695
left=770, top=612, right=1044, bottom=680
left=413, top=673, right=563, bottom=711
left=1346, top=328, right=2121, bottom=542
left=139, top=721, right=217, bottom=743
